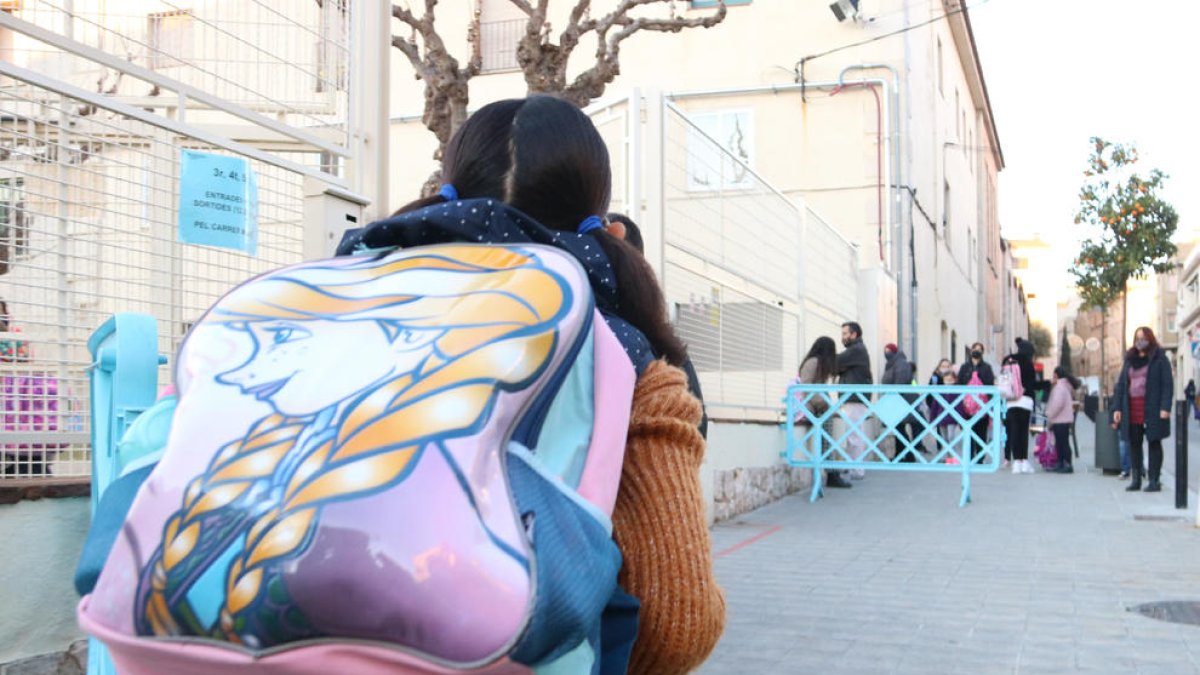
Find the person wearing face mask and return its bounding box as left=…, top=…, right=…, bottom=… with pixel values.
left=1112, top=326, right=1173, bottom=492
left=957, top=342, right=995, bottom=463
left=836, top=321, right=873, bottom=479
left=928, top=359, right=956, bottom=440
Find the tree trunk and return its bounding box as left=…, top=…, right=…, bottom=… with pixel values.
left=1121, top=283, right=1129, bottom=354
left=1100, top=308, right=1108, bottom=395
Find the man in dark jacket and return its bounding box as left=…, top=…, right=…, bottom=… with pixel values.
left=958, top=341, right=996, bottom=463
left=882, top=344, right=921, bottom=462
left=836, top=322, right=872, bottom=479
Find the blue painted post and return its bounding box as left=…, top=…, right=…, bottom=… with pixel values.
left=85, top=313, right=163, bottom=675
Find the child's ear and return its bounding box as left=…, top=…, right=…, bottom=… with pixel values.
left=605, top=219, right=626, bottom=241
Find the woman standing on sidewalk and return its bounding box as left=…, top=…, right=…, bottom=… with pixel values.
left=1113, top=326, right=1174, bottom=492
left=792, top=337, right=851, bottom=488
left=1045, top=366, right=1080, bottom=473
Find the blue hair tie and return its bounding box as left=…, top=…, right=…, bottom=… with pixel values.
left=438, top=183, right=458, bottom=202
left=578, top=215, right=604, bottom=235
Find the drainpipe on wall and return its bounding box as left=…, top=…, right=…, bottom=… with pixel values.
left=837, top=63, right=909, bottom=360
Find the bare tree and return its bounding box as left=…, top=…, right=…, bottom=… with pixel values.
left=391, top=1, right=483, bottom=161
left=514, top=0, right=727, bottom=107
left=391, top=0, right=727, bottom=161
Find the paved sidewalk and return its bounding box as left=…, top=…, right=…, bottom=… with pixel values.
left=701, top=416, right=1200, bottom=674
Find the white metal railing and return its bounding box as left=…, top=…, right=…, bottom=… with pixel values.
left=582, top=95, right=860, bottom=418
left=479, top=18, right=523, bottom=73
left=6, top=1, right=351, bottom=144
left=0, top=1, right=358, bottom=481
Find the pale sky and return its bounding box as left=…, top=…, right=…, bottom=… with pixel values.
left=971, top=0, right=1200, bottom=253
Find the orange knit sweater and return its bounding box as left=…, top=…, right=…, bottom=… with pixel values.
left=612, top=360, right=726, bottom=674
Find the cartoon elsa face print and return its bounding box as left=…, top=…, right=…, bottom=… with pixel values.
left=136, top=247, right=570, bottom=645
left=217, top=319, right=441, bottom=418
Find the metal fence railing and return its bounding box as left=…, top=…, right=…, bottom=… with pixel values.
left=802, top=206, right=859, bottom=344
left=659, top=101, right=834, bottom=420
left=0, top=1, right=356, bottom=482
left=785, top=384, right=1005, bottom=506
left=7, top=1, right=350, bottom=140
left=479, top=18, right=523, bottom=74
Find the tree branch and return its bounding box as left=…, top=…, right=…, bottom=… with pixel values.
left=560, top=0, right=726, bottom=106
left=506, top=0, right=535, bottom=15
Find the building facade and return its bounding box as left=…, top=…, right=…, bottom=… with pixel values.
left=386, top=0, right=1011, bottom=377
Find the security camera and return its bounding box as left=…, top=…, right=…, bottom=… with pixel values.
left=829, top=0, right=860, bottom=22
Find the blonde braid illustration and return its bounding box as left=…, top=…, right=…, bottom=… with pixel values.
left=139, top=246, right=568, bottom=644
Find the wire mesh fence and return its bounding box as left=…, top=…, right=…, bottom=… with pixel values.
left=657, top=100, right=854, bottom=417
left=802, top=205, right=859, bottom=347
left=8, top=0, right=350, bottom=144
left=0, top=26, right=324, bottom=480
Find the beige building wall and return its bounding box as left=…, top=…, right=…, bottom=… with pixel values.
left=387, top=0, right=1005, bottom=376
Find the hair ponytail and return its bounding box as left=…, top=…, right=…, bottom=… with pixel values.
left=591, top=230, right=688, bottom=367
left=393, top=95, right=689, bottom=367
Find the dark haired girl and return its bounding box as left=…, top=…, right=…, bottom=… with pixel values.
left=337, top=95, right=723, bottom=674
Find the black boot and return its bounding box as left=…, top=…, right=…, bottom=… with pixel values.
left=825, top=471, right=852, bottom=489
left=1144, top=480, right=1162, bottom=492
left=1055, top=462, right=1074, bottom=474
left=1126, top=468, right=1142, bottom=491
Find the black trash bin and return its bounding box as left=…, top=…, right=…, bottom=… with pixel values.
left=1084, top=394, right=1099, bottom=422
left=1095, top=396, right=1121, bottom=473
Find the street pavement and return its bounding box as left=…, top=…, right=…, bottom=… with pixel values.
left=700, top=415, right=1200, bottom=674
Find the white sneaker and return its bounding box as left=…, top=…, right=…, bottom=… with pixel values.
left=1012, top=461, right=1022, bottom=474
left=1021, top=460, right=1036, bottom=474
left=1000, top=459, right=1010, bottom=469
left=849, top=468, right=866, bottom=480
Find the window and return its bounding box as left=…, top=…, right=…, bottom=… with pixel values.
left=479, top=0, right=525, bottom=73
left=0, top=178, right=27, bottom=275
left=967, top=129, right=973, bottom=173
left=148, top=10, right=193, bottom=70
left=936, top=38, right=944, bottom=96
left=951, top=331, right=958, bottom=363
left=954, top=89, right=960, bottom=139
left=316, top=0, right=349, bottom=92
left=675, top=296, right=782, bottom=372
left=686, top=109, right=754, bottom=191
left=942, top=179, right=951, bottom=242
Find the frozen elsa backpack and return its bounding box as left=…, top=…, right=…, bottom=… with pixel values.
left=77, top=243, right=638, bottom=674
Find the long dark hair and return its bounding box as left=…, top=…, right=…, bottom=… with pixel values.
left=1128, top=325, right=1159, bottom=358
left=1053, top=366, right=1080, bottom=390
left=800, top=336, right=838, bottom=384
left=395, top=96, right=687, bottom=366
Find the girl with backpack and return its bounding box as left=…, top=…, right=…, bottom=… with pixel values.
left=79, top=97, right=722, bottom=675
left=1002, top=338, right=1038, bottom=474
left=1045, top=366, right=1080, bottom=473
left=348, top=96, right=723, bottom=672
left=1112, top=326, right=1174, bottom=492
left=957, top=342, right=995, bottom=463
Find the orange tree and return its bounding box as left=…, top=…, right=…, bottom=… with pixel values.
left=1072, top=137, right=1178, bottom=385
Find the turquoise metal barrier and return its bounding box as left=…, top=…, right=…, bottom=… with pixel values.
left=85, top=314, right=165, bottom=675
left=784, top=384, right=1007, bottom=507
